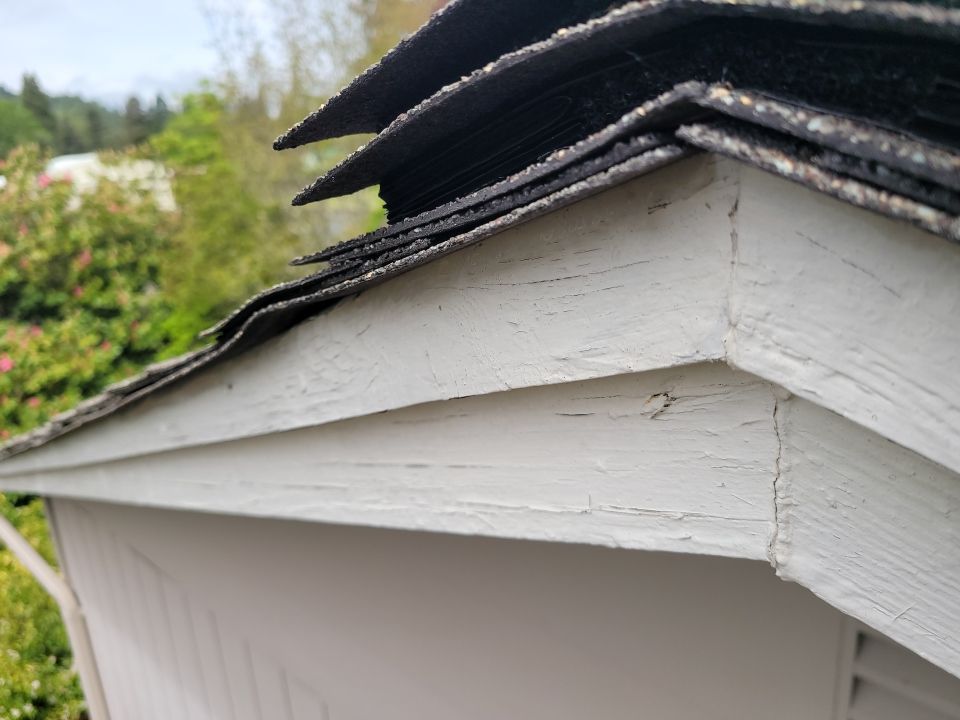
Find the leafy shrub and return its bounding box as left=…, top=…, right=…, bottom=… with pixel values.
left=0, top=495, right=84, bottom=720
left=0, top=145, right=176, bottom=719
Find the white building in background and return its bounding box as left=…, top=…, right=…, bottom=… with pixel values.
left=44, top=152, right=176, bottom=211
left=0, top=152, right=174, bottom=210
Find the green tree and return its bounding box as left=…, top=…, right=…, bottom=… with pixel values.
left=150, top=93, right=301, bottom=352
left=123, top=96, right=149, bottom=146
left=0, top=99, right=49, bottom=157
left=0, top=145, right=176, bottom=719
left=146, top=95, right=170, bottom=135
left=85, top=105, right=104, bottom=149
left=55, top=120, right=83, bottom=155
left=52, top=96, right=128, bottom=153
left=201, top=0, right=441, bottom=255
left=19, top=75, right=55, bottom=138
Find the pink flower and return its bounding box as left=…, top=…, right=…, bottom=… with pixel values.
left=108, top=203, right=120, bottom=214
left=37, top=173, right=52, bottom=189
left=28, top=325, right=42, bottom=338
left=75, top=248, right=92, bottom=270
left=17, top=224, right=27, bottom=238
left=0, top=355, right=13, bottom=373
left=99, top=340, right=111, bottom=351
left=27, top=397, right=40, bottom=408
left=72, top=285, right=84, bottom=298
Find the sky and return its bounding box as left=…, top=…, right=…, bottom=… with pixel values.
left=0, top=0, right=220, bottom=106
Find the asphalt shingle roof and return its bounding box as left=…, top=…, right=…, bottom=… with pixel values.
left=3, top=0, right=958, bottom=459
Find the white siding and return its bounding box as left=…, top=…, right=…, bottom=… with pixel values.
left=52, top=498, right=845, bottom=720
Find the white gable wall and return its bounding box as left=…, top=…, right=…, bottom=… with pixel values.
left=50, top=498, right=846, bottom=720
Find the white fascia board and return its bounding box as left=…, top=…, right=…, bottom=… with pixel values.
left=0, top=155, right=736, bottom=476
left=1, top=156, right=958, bottom=479
left=3, top=364, right=778, bottom=561
left=774, top=394, right=960, bottom=681
left=727, top=164, right=960, bottom=480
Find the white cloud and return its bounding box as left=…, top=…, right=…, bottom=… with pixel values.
left=0, top=0, right=218, bottom=103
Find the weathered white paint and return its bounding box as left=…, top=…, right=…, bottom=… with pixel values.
left=0, top=155, right=737, bottom=474
left=773, top=395, right=960, bottom=682
left=728, top=164, right=960, bottom=480
left=1, top=364, right=778, bottom=559
left=3, top=155, right=959, bottom=481
left=50, top=498, right=847, bottom=720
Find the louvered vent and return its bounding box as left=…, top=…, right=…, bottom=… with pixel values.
left=836, top=623, right=960, bottom=720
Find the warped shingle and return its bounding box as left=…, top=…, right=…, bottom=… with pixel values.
left=274, top=0, right=630, bottom=149
left=291, top=0, right=960, bottom=216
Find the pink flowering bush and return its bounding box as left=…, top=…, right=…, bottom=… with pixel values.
left=0, top=145, right=172, bottom=434
left=0, top=145, right=175, bottom=719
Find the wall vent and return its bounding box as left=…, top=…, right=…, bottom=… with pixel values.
left=836, top=623, right=960, bottom=720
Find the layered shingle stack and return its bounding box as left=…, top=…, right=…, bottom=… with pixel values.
left=4, top=0, right=959, bottom=457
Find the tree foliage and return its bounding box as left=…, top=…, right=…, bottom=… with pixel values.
left=149, top=92, right=302, bottom=352
left=0, top=101, right=49, bottom=158
left=19, top=76, right=55, bottom=138
left=0, top=75, right=170, bottom=159
left=199, top=0, right=441, bottom=253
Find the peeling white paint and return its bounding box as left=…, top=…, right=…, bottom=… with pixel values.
left=0, top=156, right=737, bottom=475
left=4, top=156, right=958, bottom=480
left=727, top=164, right=960, bottom=474
left=773, top=397, right=960, bottom=679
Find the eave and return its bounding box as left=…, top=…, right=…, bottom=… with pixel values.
left=1, top=159, right=958, bottom=677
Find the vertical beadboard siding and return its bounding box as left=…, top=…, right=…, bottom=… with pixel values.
left=50, top=498, right=846, bottom=720
left=52, top=501, right=332, bottom=720
left=729, top=164, right=960, bottom=477
left=0, top=155, right=737, bottom=475
left=15, top=364, right=777, bottom=559
left=774, top=397, right=960, bottom=680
